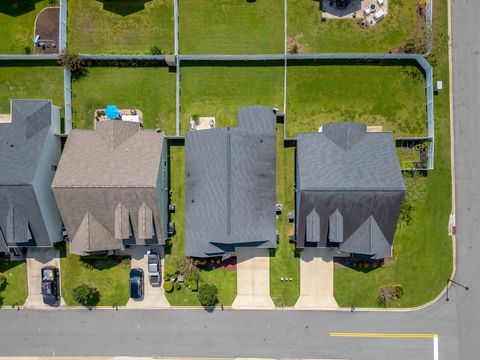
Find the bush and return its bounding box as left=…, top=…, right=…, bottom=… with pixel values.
left=164, top=281, right=173, bottom=293
left=0, top=275, right=6, bottom=291
left=198, top=283, right=218, bottom=306
left=150, top=45, right=162, bottom=55
left=57, top=52, right=85, bottom=76
left=24, top=46, right=31, bottom=54
left=173, top=256, right=200, bottom=278
left=175, top=282, right=181, bottom=290
left=72, top=284, right=99, bottom=306
left=186, top=275, right=199, bottom=291
left=377, top=285, right=404, bottom=305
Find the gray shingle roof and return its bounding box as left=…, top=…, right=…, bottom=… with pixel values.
left=52, top=121, right=166, bottom=255
left=0, top=100, right=61, bottom=249
left=185, top=106, right=277, bottom=257
left=296, top=123, right=405, bottom=259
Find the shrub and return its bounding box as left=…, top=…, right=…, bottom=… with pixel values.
left=175, top=282, right=181, bottom=290
left=185, top=275, right=199, bottom=291
left=0, top=275, right=6, bottom=291
left=198, top=283, right=218, bottom=306
left=57, top=52, right=85, bottom=76
left=377, top=285, right=404, bottom=305
left=72, top=284, right=99, bottom=305
left=24, top=46, right=31, bottom=54
left=173, top=256, right=200, bottom=278
left=164, top=280, right=173, bottom=293
left=150, top=45, right=162, bottom=55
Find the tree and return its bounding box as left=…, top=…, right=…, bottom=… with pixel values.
left=377, top=285, right=404, bottom=305
left=173, top=256, right=200, bottom=278
left=198, top=283, right=218, bottom=306
left=57, top=52, right=85, bottom=75
left=72, top=284, right=99, bottom=306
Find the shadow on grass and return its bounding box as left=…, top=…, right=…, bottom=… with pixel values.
left=0, top=0, right=44, bottom=17
left=0, top=258, right=24, bottom=273
left=96, top=0, right=152, bottom=16
left=80, top=256, right=129, bottom=271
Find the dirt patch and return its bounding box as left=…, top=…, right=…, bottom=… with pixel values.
left=287, top=35, right=306, bottom=54
left=34, top=7, right=60, bottom=54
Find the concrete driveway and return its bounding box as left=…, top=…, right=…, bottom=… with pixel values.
left=24, top=247, right=64, bottom=308
left=295, top=248, right=338, bottom=309
left=232, top=248, right=275, bottom=309
left=126, top=245, right=170, bottom=309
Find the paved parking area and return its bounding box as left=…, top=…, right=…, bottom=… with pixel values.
left=232, top=248, right=275, bottom=309
left=126, top=245, right=170, bottom=309
left=295, top=248, right=338, bottom=309
left=24, top=247, right=64, bottom=308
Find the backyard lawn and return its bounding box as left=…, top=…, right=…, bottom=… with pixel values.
left=165, top=145, right=237, bottom=306
left=180, top=63, right=284, bottom=134
left=288, top=0, right=418, bottom=53
left=270, top=126, right=300, bottom=307
left=0, top=65, right=64, bottom=113
left=0, top=259, right=28, bottom=306
left=71, top=67, right=176, bottom=132
left=286, top=64, right=427, bottom=138
left=0, top=0, right=51, bottom=54
left=334, top=0, right=452, bottom=308
left=180, top=0, right=284, bottom=54
left=60, top=244, right=131, bottom=306
left=68, top=0, right=174, bottom=54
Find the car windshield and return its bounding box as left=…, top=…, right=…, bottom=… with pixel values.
left=42, top=269, right=54, bottom=281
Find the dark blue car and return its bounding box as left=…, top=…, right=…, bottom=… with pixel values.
left=129, top=268, right=144, bottom=300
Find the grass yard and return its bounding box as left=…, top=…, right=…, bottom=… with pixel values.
left=0, top=65, right=64, bottom=113
left=71, top=67, right=176, bottom=132
left=68, top=0, right=173, bottom=54
left=180, top=63, right=284, bottom=133
left=165, top=145, right=237, bottom=306
left=60, top=244, right=131, bottom=306
left=286, top=64, right=427, bottom=138
left=334, top=0, right=452, bottom=308
left=0, top=259, right=28, bottom=306
left=0, top=0, right=51, bottom=54
left=180, top=0, right=284, bottom=54
left=270, top=126, right=300, bottom=307
left=288, top=0, right=418, bottom=53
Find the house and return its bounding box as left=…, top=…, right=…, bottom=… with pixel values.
left=0, top=100, right=62, bottom=254
left=295, top=122, right=405, bottom=259
left=185, top=106, right=277, bottom=258
left=52, top=120, right=169, bottom=255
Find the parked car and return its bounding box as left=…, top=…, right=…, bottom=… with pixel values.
left=41, top=266, right=60, bottom=302
left=147, top=250, right=160, bottom=285
left=130, top=268, right=144, bottom=300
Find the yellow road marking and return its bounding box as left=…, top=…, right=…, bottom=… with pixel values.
left=330, top=332, right=438, bottom=339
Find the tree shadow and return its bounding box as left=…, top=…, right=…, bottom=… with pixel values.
left=0, top=258, right=24, bottom=273
left=0, top=0, right=44, bottom=17
left=96, top=0, right=152, bottom=16
left=80, top=256, right=128, bottom=271
left=84, top=291, right=101, bottom=308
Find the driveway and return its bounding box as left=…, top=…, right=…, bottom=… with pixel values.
left=24, top=247, right=64, bottom=308
left=126, top=246, right=170, bottom=309
left=295, top=248, right=338, bottom=309
left=232, top=248, right=275, bottom=309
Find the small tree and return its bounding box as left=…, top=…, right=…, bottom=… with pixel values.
left=164, top=281, right=173, bottom=293
left=0, top=275, right=6, bottom=291
left=198, top=283, right=218, bottom=306
left=72, top=284, right=99, bottom=306
left=173, top=256, right=200, bottom=278
left=57, top=52, right=84, bottom=75
left=150, top=45, right=162, bottom=55
left=377, top=285, right=404, bottom=306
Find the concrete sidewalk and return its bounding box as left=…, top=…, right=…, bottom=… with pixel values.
left=295, top=248, right=338, bottom=309
left=24, top=247, right=65, bottom=309
left=126, top=246, right=170, bottom=309
left=232, top=248, right=275, bottom=309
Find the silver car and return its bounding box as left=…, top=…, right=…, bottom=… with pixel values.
left=147, top=250, right=160, bottom=285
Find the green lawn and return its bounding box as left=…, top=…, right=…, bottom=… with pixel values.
left=71, top=67, right=176, bottom=132
left=180, top=64, right=284, bottom=133
left=165, top=145, right=237, bottom=306
left=288, top=0, right=418, bottom=53
left=60, top=245, right=131, bottom=306
left=0, top=259, right=28, bottom=306
left=180, top=0, right=284, bottom=54
left=286, top=64, right=427, bottom=138
left=334, top=0, right=453, bottom=308
left=0, top=65, right=64, bottom=113
left=68, top=0, right=174, bottom=54
left=0, top=0, right=50, bottom=54
left=270, top=126, right=300, bottom=307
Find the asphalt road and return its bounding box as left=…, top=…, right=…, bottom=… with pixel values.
left=0, top=1, right=478, bottom=359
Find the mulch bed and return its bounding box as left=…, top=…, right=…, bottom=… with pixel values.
left=34, top=7, right=60, bottom=54
left=196, top=256, right=237, bottom=271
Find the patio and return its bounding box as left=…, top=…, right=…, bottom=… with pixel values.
left=94, top=105, right=144, bottom=128
left=322, top=0, right=389, bottom=27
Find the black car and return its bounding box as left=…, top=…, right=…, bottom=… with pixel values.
left=129, top=268, right=144, bottom=300
left=41, top=266, right=60, bottom=301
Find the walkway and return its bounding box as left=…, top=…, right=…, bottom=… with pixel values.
left=126, top=246, right=170, bottom=309
left=232, top=248, right=275, bottom=309
left=295, top=248, right=338, bottom=309
left=24, top=247, right=64, bottom=308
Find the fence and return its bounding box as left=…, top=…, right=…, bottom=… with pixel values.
left=59, top=0, right=68, bottom=51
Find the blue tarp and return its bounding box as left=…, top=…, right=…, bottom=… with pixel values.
left=105, top=105, right=120, bottom=120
